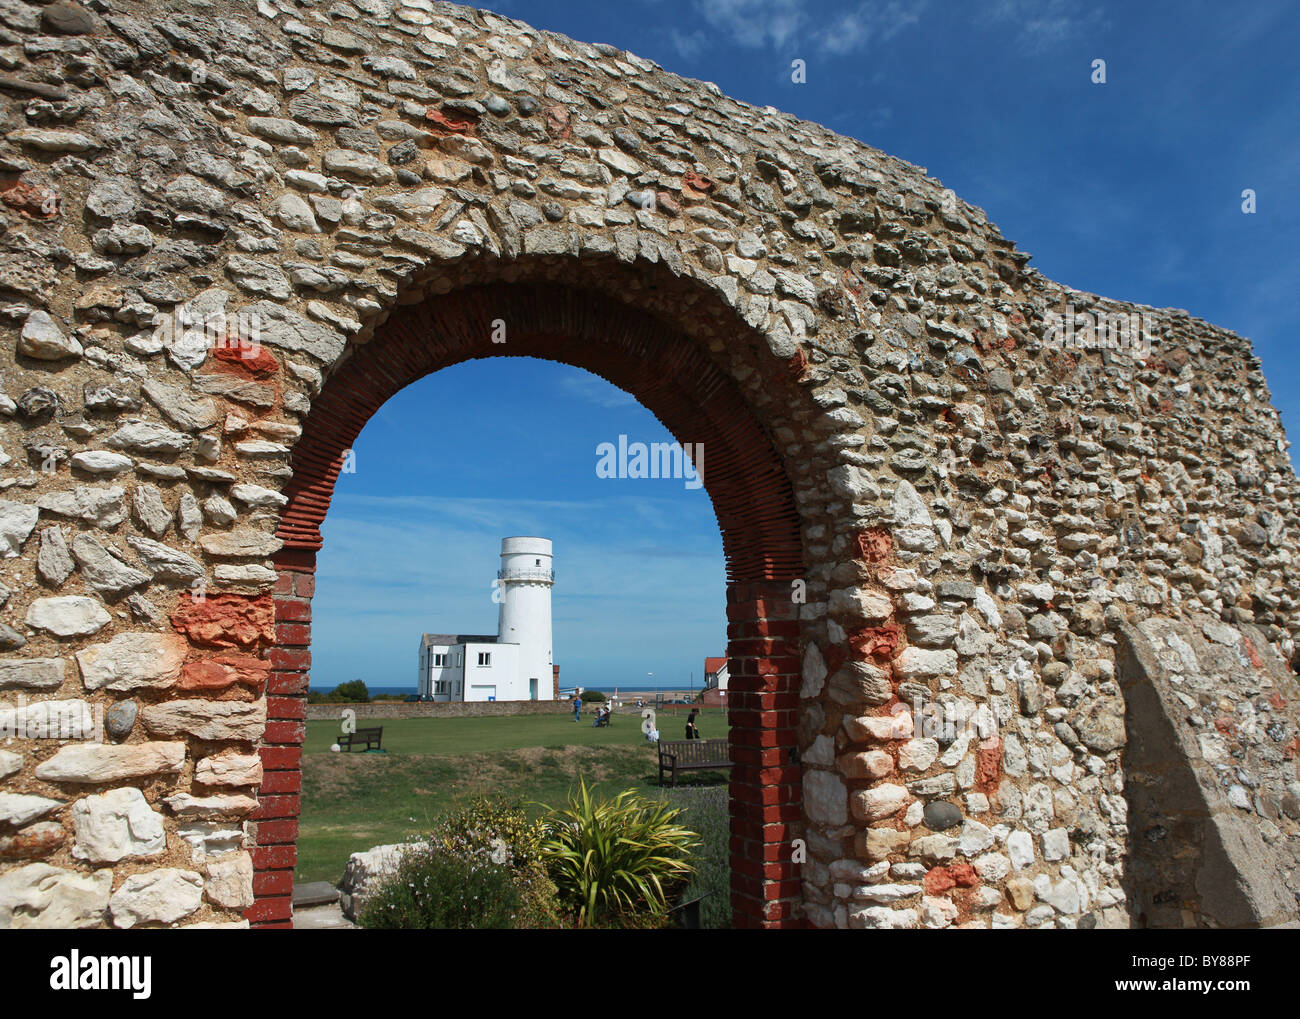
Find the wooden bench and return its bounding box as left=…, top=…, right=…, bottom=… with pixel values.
left=657, top=738, right=732, bottom=786
left=338, top=726, right=383, bottom=752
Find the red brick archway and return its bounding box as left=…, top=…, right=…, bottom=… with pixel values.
left=249, top=281, right=806, bottom=928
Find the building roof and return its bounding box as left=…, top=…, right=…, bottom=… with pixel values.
left=705, top=657, right=728, bottom=674
left=422, top=634, right=499, bottom=647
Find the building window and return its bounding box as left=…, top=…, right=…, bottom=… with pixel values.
left=477, top=652, right=491, bottom=666
left=435, top=680, right=448, bottom=694
left=433, top=653, right=447, bottom=668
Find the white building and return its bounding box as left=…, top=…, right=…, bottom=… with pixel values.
left=417, top=537, right=556, bottom=702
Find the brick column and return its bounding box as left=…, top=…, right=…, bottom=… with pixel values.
left=246, top=548, right=315, bottom=928
left=727, top=580, right=803, bottom=929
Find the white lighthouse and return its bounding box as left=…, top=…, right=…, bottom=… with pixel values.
left=416, top=536, right=557, bottom=702
left=497, top=537, right=555, bottom=703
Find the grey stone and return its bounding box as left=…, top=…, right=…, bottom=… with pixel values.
left=25, top=596, right=111, bottom=637
left=109, top=868, right=203, bottom=928
left=0, top=500, right=39, bottom=558
left=105, top=699, right=138, bottom=742
left=0, top=864, right=111, bottom=929
left=71, top=787, right=166, bottom=864
left=75, top=633, right=188, bottom=692
left=18, top=311, right=82, bottom=361
left=0, top=658, right=65, bottom=691
left=70, top=534, right=150, bottom=597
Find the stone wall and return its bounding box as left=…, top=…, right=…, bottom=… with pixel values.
left=0, top=0, right=1296, bottom=929
left=305, top=698, right=571, bottom=720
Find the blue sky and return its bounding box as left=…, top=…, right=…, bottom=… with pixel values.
left=310, top=0, right=1300, bottom=691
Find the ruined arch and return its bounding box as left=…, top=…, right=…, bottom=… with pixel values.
left=262, top=265, right=812, bottom=927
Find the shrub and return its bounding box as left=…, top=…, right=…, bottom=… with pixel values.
left=332, top=679, right=370, bottom=703
left=429, top=795, right=562, bottom=928
left=358, top=848, right=522, bottom=929
left=579, top=689, right=606, bottom=702
left=542, top=780, right=699, bottom=927
left=662, top=785, right=730, bottom=929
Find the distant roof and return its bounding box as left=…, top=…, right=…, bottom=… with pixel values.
left=422, top=634, right=500, bottom=647
left=705, top=657, right=728, bottom=673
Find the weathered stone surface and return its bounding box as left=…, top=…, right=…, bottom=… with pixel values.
left=892, top=647, right=958, bottom=681
left=0, top=658, right=65, bottom=691
left=71, top=787, right=166, bottom=863
left=339, top=843, right=417, bottom=921
left=203, top=851, right=254, bottom=909
left=126, top=536, right=203, bottom=583
left=0, top=822, right=66, bottom=861
left=105, top=699, right=138, bottom=741
left=0, top=863, right=112, bottom=928
left=36, top=526, right=74, bottom=585
left=25, top=596, right=111, bottom=637
left=804, top=769, right=847, bottom=826
left=110, top=868, right=203, bottom=928
left=851, top=784, right=910, bottom=822
left=0, top=500, right=39, bottom=557
left=162, top=793, right=259, bottom=818
left=170, top=593, right=274, bottom=649
left=70, top=533, right=151, bottom=596
left=0, top=793, right=63, bottom=829
left=0, top=700, right=95, bottom=740
left=36, top=485, right=125, bottom=527
left=37, top=742, right=185, bottom=784
left=141, top=380, right=221, bottom=431
left=76, top=633, right=188, bottom=692
left=18, top=310, right=82, bottom=360
left=180, top=655, right=270, bottom=693
left=141, top=699, right=266, bottom=741
left=195, top=752, right=263, bottom=787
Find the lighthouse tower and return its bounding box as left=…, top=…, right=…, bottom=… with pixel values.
left=497, top=537, right=555, bottom=701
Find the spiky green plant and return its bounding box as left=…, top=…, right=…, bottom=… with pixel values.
left=541, top=780, right=699, bottom=927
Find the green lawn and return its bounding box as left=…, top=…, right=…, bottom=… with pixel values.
left=296, top=707, right=731, bottom=909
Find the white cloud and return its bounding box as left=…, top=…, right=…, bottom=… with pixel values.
left=557, top=371, right=638, bottom=409
left=985, top=0, right=1105, bottom=51
left=667, top=0, right=928, bottom=58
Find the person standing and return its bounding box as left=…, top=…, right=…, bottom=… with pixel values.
left=571, top=693, right=582, bottom=722
left=685, top=708, right=700, bottom=740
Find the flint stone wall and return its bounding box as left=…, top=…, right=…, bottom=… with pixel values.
left=304, top=698, right=572, bottom=720
left=0, top=0, right=1296, bottom=928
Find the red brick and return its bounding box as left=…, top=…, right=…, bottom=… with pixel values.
left=259, top=770, right=301, bottom=794
left=254, top=794, right=301, bottom=821
left=275, top=622, right=311, bottom=646
left=253, top=871, right=295, bottom=896
left=251, top=845, right=297, bottom=870
left=244, top=896, right=291, bottom=925
left=263, top=721, right=305, bottom=745
left=269, top=647, right=311, bottom=671
left=259, top=747, right=301, bottom=771
left=267, top=672, right=309, bottom=695
left=267, top=696, right=306, bottom=721
left=274, top=598, right=311, bottom=623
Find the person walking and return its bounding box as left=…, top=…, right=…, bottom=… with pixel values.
left=685, top=708, right=700, bottom=740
